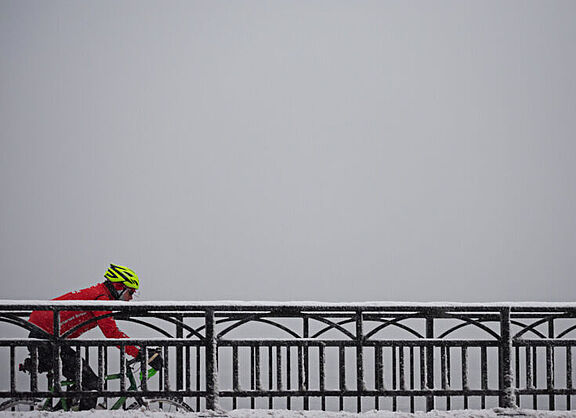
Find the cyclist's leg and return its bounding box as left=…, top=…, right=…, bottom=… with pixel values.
left=79, top=365, right=98, bottom=410
left=60, top=346, right=98, bottom=410
left=26, top=332, right=64, bottom=410
left=27, top=331, right=53, bottom=373
left=26, top=332, right=98, bottom=411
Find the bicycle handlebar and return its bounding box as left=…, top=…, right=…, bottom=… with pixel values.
left=127, top=347, right=161, bottom=366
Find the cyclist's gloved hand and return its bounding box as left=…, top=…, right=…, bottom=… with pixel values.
left=147, top=349, right=163, bottom=371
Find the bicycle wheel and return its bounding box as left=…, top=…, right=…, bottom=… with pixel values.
left=128, top=397, right=194, bottom=412
left=0, top=398, right=44, bottom=411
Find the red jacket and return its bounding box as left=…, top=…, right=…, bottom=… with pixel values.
left=28, top=282, right=140, bottom=358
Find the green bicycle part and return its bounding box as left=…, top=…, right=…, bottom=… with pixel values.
left=111, top=396, right=128, bottom=410
left=110, top=366, right=138, bottom=409
left=45, top=380, right=75, bottom=411
left=41, top=398, right=53, bottom=411
left=61, top=397, right=69, bottom=411
left=107, top=368, right=155, bottom=384
left=31, top=363, right=158, bottom=411
left=127, top=369, right=138, bottom=390
left=139, top=368, right=157, bottom=380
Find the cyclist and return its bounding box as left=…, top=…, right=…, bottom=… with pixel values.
left=24, top=264, right=161, bottom=410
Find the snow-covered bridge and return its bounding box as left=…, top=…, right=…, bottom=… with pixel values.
left=0, top=301, right=575, bottom=413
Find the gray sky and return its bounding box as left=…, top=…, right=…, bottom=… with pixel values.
left=1, top=1, right=575, bottom=302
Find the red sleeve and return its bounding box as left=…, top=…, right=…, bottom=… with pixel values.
left=92, top=311, right=140, bottom=358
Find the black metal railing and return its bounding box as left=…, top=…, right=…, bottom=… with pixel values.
left=1, top=301, right=575, bottom=412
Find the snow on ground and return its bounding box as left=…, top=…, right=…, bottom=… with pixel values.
left=2, top=409, right=576, bottom=418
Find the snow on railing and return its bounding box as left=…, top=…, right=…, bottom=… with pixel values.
left=1, top=301, right=575, bottom=413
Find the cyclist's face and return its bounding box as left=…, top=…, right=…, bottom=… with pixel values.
left=119, top=287, right=135, bottom=301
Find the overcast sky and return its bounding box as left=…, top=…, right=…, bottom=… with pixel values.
left=1, top=1, right=575, bottom=303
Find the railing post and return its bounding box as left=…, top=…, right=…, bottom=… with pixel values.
left=52, top=309, right=61, bottom=394
left=499, top=307, right=516, bottom=408
left=205, top=308, right=219, bottom=410
left=303, top=316, right=309, bottom=410
left=356, top=309, right=365, bottom=413
left=10, top=346, right=15, bottom=395
left=547, top=318, right=555, bottom=410
left=176, top=314, right=184, bottom=393
left=426, top=315, right=434, bottom=412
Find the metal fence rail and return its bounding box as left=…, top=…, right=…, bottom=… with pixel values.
left=0, top=301, right=575, bottom=412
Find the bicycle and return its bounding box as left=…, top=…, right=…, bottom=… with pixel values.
left=0, top=351, right=193, bottom=412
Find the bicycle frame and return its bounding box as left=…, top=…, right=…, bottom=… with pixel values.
left=37, top=363, right=157, bottom=411
left=105, top=363, right=157, bottom=410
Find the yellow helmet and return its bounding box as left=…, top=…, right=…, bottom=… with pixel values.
left=104, top=264, right=139, bottom=289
